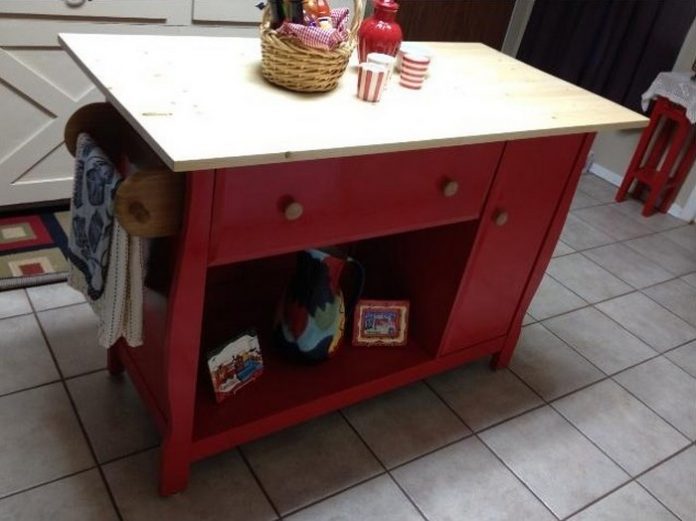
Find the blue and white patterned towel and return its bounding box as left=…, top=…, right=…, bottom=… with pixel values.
left=68, top=133, right=144, bottom=348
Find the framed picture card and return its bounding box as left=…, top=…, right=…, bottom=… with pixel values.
left=353, top=300, right=409, bottom=347
left=207, top=330, right=264, bottom=403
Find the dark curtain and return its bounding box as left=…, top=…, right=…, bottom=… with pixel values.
left=517, top=0, right=696, bottom=112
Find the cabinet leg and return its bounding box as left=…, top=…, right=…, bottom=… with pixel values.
left=159, top=438, right=191, bottom=496
left=107, top=345, right=125, bottom=375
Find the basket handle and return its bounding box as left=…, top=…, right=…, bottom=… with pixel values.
left=261, top=0, right=365, bottom=38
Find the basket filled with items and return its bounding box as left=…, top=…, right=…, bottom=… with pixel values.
left=260, top=0, right=364, bottom=92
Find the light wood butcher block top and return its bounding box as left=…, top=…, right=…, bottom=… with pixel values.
left=59, top=33, right=647, bottom=172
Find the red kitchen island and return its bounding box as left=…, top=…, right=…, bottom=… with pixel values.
left=59, top=34, right=647, bottom=495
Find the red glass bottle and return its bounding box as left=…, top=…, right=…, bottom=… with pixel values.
left=358, top=0, right=403, bottom=62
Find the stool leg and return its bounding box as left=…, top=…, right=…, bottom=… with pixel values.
left=658, top=132, right=696, bottom=213
left=616, top=104, right=664, bottom=202
left=633, top=120, right=675, bottom=201
left=642, top=122, right=690, bottom=216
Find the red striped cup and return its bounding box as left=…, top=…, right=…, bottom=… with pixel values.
left=399, top=53, right=430, bottom=89
left=357, top=63, right=388, bottom=102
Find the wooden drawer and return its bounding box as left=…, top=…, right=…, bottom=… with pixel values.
left=209, top=144, right=503, bottom=264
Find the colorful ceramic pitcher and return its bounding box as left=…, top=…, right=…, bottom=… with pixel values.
left=276, top=249, right=364, bottom=361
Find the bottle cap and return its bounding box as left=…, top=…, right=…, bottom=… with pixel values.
left=374, top=0, right=399, bottom=12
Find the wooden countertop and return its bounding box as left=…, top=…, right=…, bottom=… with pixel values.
left=59, top=34, right=647, bottom=172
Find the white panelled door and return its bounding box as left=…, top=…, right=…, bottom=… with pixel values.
left=0, top=0, right=267, bottom=206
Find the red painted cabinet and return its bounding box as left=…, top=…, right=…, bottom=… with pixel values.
left=440, top=135, right=588, bottom=353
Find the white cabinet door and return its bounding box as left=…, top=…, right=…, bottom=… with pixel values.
left=0, top=0, right=256, bottom=206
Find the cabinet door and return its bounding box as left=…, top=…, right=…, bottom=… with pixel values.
left=440, top=134, right=587, bottom=354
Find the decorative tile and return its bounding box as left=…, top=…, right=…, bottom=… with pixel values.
left=577, top=175, right=617, bottom=203
left=527, top=274, right=587, bottom=321
left=583, top=243, right=673, bottom=289
left=0, top=289, right=31, bottom=319
left=0, top=469, right=118, bottom=521
left=285, top=475, right=422, bottom=521
left=67, top=371, right=160, bottom=463
left=479, top=406, right=628, bottom=519
left=546, top=254, right=632, bottom=303
left=511, top=324, right=603, bottom=400
left=543, top=307, right=656, bottom=374
left=343, top=382, right=469, bottom=468
left=560, top=214, right=614, bottom=251
left=638, top=446, right=696, bottom=521
left=568, top=482, right=678, bottom=521
left=392, top=437, right=555, bottom=521
left=666, top=340, right=696, bottom=378
left=427, top=360, right=543, bottom=432
left=0, top=384, right=93, bottom=497
left=104, top=449, right=277, bottom=521
left=0, top=314, right=58, bottom=396
left=37, top=303, right=104, bottom=377
left=596, top=293, right=696, bottom=352
left=614, top=357, right=696, bottom=440
left=553, top=380, right=688, bottom=475
left=644, top=280, right=696, bottom=327
left=625, top=234, right=696, bottom=276
left=573, top=205, right=654, bottom=241
left=552, top=240, right=575, bottom=257
left=242, top=413, right=381, bottom=515
left=26, top=282, right=84, bottom=311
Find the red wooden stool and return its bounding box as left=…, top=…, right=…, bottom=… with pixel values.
left=616, top=96, right=696, bottom=216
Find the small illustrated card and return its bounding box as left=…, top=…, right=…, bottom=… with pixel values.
left=207, top=330, right=264, bottom=403
left=353, top=300, right=410, bottom=347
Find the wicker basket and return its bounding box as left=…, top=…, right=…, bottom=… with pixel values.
left=260, top=0, right=364, bottom=93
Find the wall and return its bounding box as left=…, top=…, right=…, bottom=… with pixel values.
left=590, top=17, right=696, bottom=219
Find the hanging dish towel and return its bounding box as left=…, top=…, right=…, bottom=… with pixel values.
left=67, top=133, right=144, bottom=348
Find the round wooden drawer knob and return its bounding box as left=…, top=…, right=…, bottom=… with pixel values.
left=442, top=179, right=459, bottom=197
left=284, top=201, right=304, bottom=221
left=494, top=210, right=509, bottom=227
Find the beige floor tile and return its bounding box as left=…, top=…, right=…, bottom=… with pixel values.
left=0, top=289, right=31, bottom=319
left=661, top=226, right=696, bottom=256
left=577, top=175, right=617, bottom=203
left=570, top=191, right=602, bottom=210
left=583, top=243, right=673, bottom=289
left=393, top=437, right=555, bottom=521
left=573, top=205, right=654, bottom=241
left=427, top=360, right=543, bottom=431
left=0, top=384, right=93, bottom=497
left=511, top=324, right=603, bottom=400
left=553, top=380, right=689, bottom=475
left=625, top=235, right=696, bottom=276
left=612, top=199, right=686, bottom=233
left=568, top=482, right=678, bottom=521
left=547, top=254, right=632, bottom=303
left=614, top=357, right=696, bottom=440
left=544, top=307, right=656, bottom=374
left=552, top=240, right=576, bottom=257
left=0, top=469, right=117, bottom=521
left=242, top=413, right=381, bottom=515
left=644, top=279, right=696, bottom=327
left=67, top=371, right=160, bottom=463
left=37, top=303, right=104, bottom=377
left=527, top=274, right=587, bottom=320
left=0, top=314, right=58, bottom=395
left=560, top=214, right=614, bottom=251
left=638, top=447, right=696, bottom=521
left=104, top=449, right=277, bottom=521
left=480, top=406, right=628, bottom=519
left=285, top=475, right=422, bottom=521
left=343, top=382, right=469, bottom=468
left=666, top=340, right=696, bottom=377
left=25, top=282, right=84, bottom=312
left=596, top=293, right=696, bottom=352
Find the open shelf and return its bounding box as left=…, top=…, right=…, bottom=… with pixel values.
left=190, top=220, right=478, bottom=454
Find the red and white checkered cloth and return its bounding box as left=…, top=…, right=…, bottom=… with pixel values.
left=276, top=8, right=350, bottom=51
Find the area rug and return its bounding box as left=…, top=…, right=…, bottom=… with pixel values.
left=0, top=209, right=70, bottom=290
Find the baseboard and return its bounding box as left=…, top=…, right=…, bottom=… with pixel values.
left=588, top=163, right=693, bottom=222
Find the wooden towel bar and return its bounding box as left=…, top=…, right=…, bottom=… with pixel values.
left=64, top=103, right=184, bottom=238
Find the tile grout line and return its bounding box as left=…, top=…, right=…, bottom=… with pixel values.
left=27, top=300, right=125, bottom=521
left=335, top=409, right=431, bottom=521
left=236, top=447, right=283, bottom=520
left=0, top=467, right=99, bottom=503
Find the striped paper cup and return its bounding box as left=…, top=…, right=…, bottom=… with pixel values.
left=396, top=43, right=433, bottom=72
left=399, top=53, right=430, bottom=89
left=357, top=63, right=388, bottom=102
